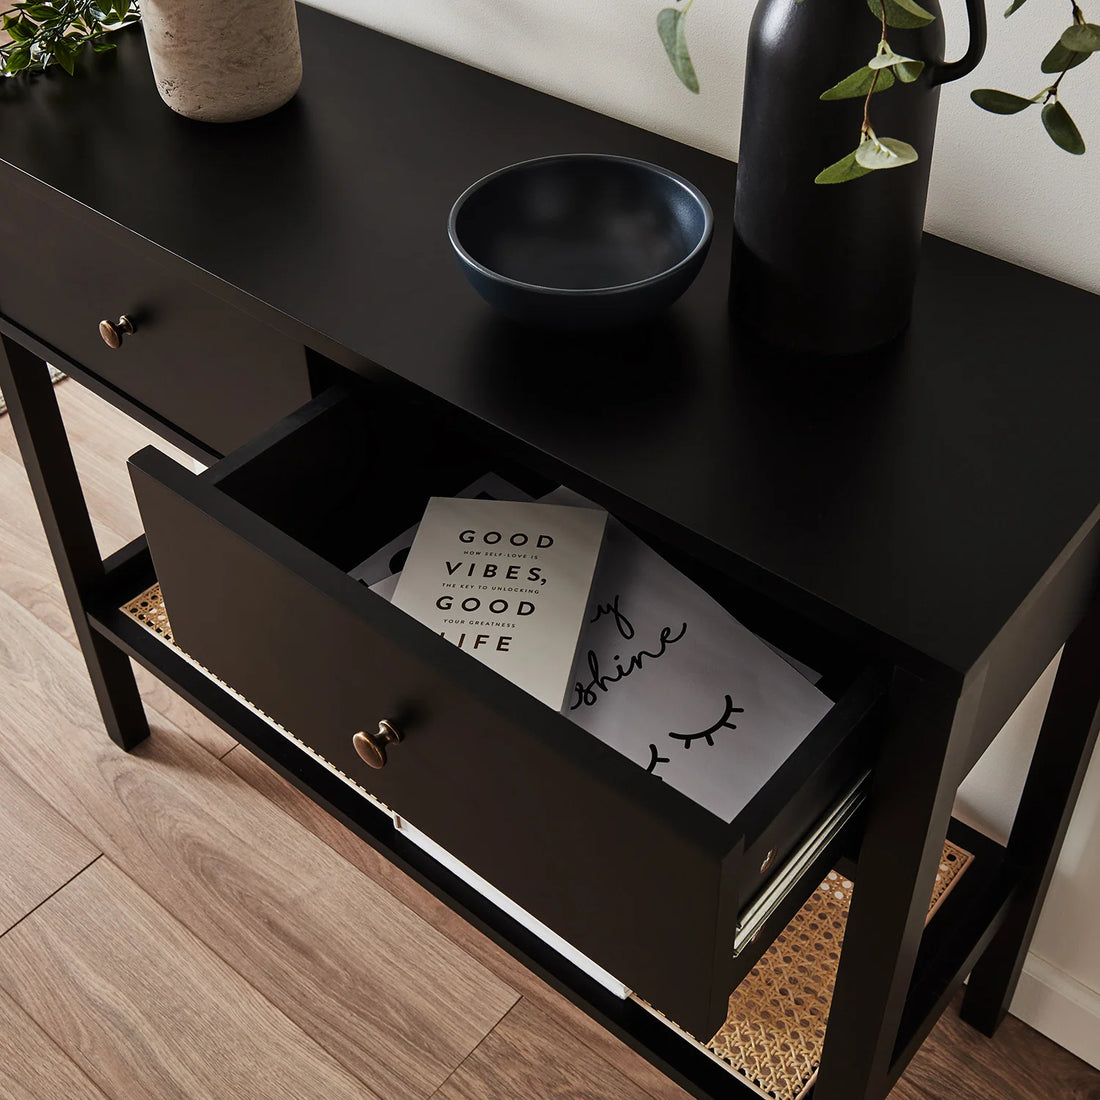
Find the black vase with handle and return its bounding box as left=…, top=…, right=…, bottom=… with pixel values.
left=731, top=0, right=987, bottom=354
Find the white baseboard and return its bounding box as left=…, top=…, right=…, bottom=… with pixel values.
left=1008, top=954, right=1100, bottom=1069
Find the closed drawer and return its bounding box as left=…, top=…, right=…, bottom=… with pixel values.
left=0, top=172, right=310, bottom=455
left=129, top=385, right=885, bottom=1038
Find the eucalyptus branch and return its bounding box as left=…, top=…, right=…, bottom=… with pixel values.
left=971, top=0, right=1097, bottom=155
left=814, top=0, right=931, bottom=184
left=861, top=1, right=890, bottom=138
left=1, top=0, right=140, bottom=77
left=655, top=0, right=1096, bottom=180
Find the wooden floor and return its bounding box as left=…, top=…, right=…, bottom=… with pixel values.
left=1, top=378, right=1098, bottom=1100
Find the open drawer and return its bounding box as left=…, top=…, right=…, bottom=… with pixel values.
left=128, top=384, right=886, bottom=1039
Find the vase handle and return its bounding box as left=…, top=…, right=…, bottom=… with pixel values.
left=927, top=0, right=987, bottom=85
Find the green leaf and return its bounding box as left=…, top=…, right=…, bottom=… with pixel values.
left=3, top=14, right=30, bottom=42
left=895, top=59, right=925, bottom=81
left=820, top=64, right=895, bottom=100
left=2, top=44, right=32, bottom=73
left=1004, top=0, right=1029, bottom=14
left=91, top=37, right=116, bottom=51
left=814, top=150, right=873, bottom=185
left=869, top=40, right=920, bottom=69
left=1041, top=40, right=1091, bottom=73
left=1060, top=23, right=1100, bottom=54
left=1041, top=100, right=1086, bottom=153
left=867, top=0, right=936, bottom=30
left=970, top=88, right=1037, bottom=113
left=49, top=35, right=80, bottom=71
left=855, top=133, right=920, bottom=169
left=657, top=8, right=699, bottom=94
left=22, top=2, right=54, bottom=19
left=6, top=15, right=38, bottom=42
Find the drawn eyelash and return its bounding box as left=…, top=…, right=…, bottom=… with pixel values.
left=645, top=743, right=671, bottom=775
left=668, top=694, right=745, bottom=750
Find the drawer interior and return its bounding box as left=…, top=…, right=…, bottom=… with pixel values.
left=210, top=383, right=865, bottom=698
left=131, top=381, right=883, bottom=1038
left=206, top=387, right=548, bottom=573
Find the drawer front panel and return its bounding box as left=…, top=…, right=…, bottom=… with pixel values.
left=130, top=447, right=735, bottom=1037
left=0, top=176, right=309, bottom=454
left=129, top=388, right=883, bottom=1037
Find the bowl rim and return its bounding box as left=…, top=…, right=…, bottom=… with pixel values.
left=447, top=152, right=714, bottom=298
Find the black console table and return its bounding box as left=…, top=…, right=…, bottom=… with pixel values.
left=1, top=9, right=1098, bottom=1098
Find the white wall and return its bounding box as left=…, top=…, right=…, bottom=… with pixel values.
left=302, top=0, right=1100, bottom=1062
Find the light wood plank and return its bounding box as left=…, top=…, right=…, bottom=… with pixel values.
left=129, top=662, right=237, bottom=760
left=0, top=984, right=108, bottom=1100
left=0, top=760, right=98, bottom=935
left=0, top=585, right=517, bottom=1099
left=223, top=745, right=694, bottom=1100
left=52, top=380, right=199, bottom=549
left=435, top=998, right=654, bottom=1100
left=889, top=991, right=1100, bottom=1100
left=55, top=377, right=197, bottom=470
left=0, top=858, right=371, bottom=1100
left=0, top=421, right=236, bottom=759
left=0, top=451, right=79, bottom=644
left=0, top=376, right=195, bottom=556
left=0, top=379, right=131, bottom=558
left=36, top=383, right=235, bottom=756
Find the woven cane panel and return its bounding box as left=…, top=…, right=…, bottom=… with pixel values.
left=121, top=584, right=395, bottom=818
left=707, top=870, right=852, bottom=1100
left=928, top=839, right=970, bottom=919
left=705, top=841, right=972, bottom=1100
left=124, top=584, right=175, bottom=644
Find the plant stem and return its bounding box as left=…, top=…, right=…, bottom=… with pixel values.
left=862, top=72, right=880, bottom=135
left=860, top=3, right=891, bottom=139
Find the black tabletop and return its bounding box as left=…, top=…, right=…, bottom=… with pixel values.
left=1, top=5, right=1097, bottom=684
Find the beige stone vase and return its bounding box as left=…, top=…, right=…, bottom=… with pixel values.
left=141, top=0, right=302, bottom=123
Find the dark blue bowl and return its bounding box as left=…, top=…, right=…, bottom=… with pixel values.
left=448, top=153, right=713, bottom=330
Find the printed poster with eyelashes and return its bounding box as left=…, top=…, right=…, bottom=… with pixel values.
left=548, top=488, right=832, bottom=823
left=354, top=477, right=833, bottom=824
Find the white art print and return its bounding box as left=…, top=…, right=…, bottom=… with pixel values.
left=549, top=489, right=832, bottom=823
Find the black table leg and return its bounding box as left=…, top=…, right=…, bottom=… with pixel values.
left=960, top=602, right=1100, bottom=1035
left=813, top=669, right=974, bottom=1100
left=0, top=334, right=149, bottom=751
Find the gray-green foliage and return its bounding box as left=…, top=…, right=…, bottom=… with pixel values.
left=658, top=0, right=1094, bottom=182
left=970, top=0, right=1096, bottom=154
left=1, top=0, right=139, bottom=77
left=657, top=4, right=699, bottom=93
left=658, top=0, right=940, bottom=184
left=810, top=0, right=935, bottom=184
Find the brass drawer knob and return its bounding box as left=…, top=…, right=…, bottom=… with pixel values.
left=352, top=719, right=403, bottom=769
left=98, top=315, right=135, bottom=349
